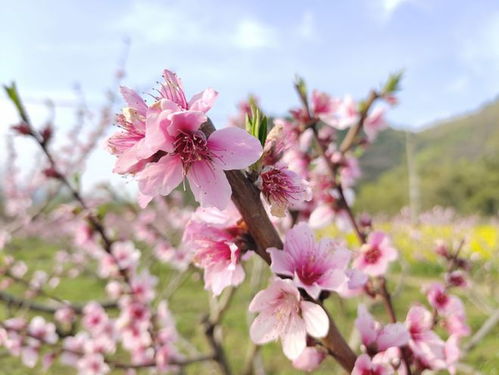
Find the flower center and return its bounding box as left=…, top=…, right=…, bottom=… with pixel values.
left=364, top=245, right=381, bottom=264
left=173, top=131, right=212, bottom=170
left=261, top=167, right=303, bottom=202
left=449, top=274, right=464, bottom=286
left=196, top=241, right=234, bottom=266
left=297, top=258, right=322, bottom=285
left=435, top=291, right=449, bottom=307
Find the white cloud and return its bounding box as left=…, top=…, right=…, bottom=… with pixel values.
left=375, top=0, right=420, bottom=21
left=116, top=0, right=204, bottom=45
left=115, top=0, right=279, bottom=50
left=382, top=0, right=409, bottom=15
left=297, top=10, right=317, bottom=40
left=232, top=19, right=278, bottom=49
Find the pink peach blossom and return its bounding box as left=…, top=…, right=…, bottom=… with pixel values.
left=249, top=278, right=329, bottom=359
left=425, top=283, right=454, bottom=313
left=130, top=270, right=157, bottom=303
left=82, top=303, right=109, bottom=334
left=353, top=232, right=398, bottom=277
left=335, top=95, right=359, bottom=130
left=108, top=86, right=150, bottom=175
left=139, top=69, right=217, bottom=155
left=355, top=305, right=409, bottom=352
left=310, top=90, right=340, bottom=127
left=184, top=205, right=246, bottom=295
left=256, top=164, right=311, bottom=217
left=439, top=296, right=470, bottom=337
left=77, top=353, right=110, bottom=375
left=445, top=335, right=461, bottom=375
left=111, top=241, right=140, bottom=271
left=28, top=317, right=57, bottom=344
left=340, top=156, right=362, bottom=188
left=446, top=270, right=469, bottom=288
left=109, top=70, right=261, bottom=209
left=291, top=346, right=326, bottom=372
left=228, top=96, right=258, bottom=128
left=405, top=305, right=447, bottom=370
left=352, top=354, right=394, bottom=375
left=268, top=222, right=351, bottom=299
left=21, top=344, right=39, bottom=368
left=55, top=306, right=76, bottom=325
left=364, top=107, right=387, bottom=141
left=136, top=117, right=262, bottom=209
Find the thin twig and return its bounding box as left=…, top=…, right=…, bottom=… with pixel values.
left=0, top=291, right=117, bottom=314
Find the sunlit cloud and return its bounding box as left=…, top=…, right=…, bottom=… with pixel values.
left=297, top=10, right=317, bottom=40
left=382, top=0, right=410, bottom=16
left=232, top=19, right=278, bottom=49
left=116, top=0, right=279, bottom=51
left=115, top=0, right=206, bottom=45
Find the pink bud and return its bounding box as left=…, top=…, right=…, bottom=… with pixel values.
left=11, top=123, right=32, bottom=135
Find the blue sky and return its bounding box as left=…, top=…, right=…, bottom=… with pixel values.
left=1, top=0, right=498, bottom=189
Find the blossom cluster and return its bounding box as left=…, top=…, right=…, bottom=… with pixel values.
left=108, top=70, right=262, bottom=209
left=0, top=68, right=479, bottom=375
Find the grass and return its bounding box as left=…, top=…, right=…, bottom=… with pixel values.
left=0, top=233, right=498, bottom=374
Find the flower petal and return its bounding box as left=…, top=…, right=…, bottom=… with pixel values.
left=291, top=347, right=326, bottom=372
left=144, top=103, right=176, bottom=153
left=188, top=88, right=218, bottom=113
left=187, top=161, right=231, bottom=209
left=120, top=86, right=147, bottom=116
left=377, top=323, right=410, bottom=351
left=136, top=154, right=183, bottom=198
left=300, top=301, right=329, bottom=338
left=281, top=314, right=307, bottom=360
left=268, top=247, right=293, bottom=276
left=355, top=304, right=378, bottom=346
left=167, top=111, right=206, bottom=137
left=250, top=312, right=280, bottom=344
left=208, top=127, right=262, bottom=170
left=317, top=268, right=346, bottom=292
left=249, top=280, right=284, bottom=312
left=308, top=205, right=334, bottom=229
left=284, top=222, right=316, bottom=260
left=137, top=192, right=154, bottom=209
left=352, top=354, right=372, bottom=375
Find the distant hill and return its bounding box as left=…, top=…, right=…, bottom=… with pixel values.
left=356, top=98, right=499, bottom=216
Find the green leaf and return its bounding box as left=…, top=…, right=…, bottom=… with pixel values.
left=245, top=102, right=268, bottom=146
left=383, top=71, right=404, bottom=94
left=96, top=203, right=109, bottom=220
left=3, top=82, right=30, bottom=123
left=72, top=172, right=81, bottom=190
left=258, top=116, right=268, bottom=146
left=294, top=75, right=308, bottom=100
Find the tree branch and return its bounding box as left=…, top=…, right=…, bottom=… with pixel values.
left=0, top=291, right=117, bottom=314
left=202, top=120, right=357, bottom=373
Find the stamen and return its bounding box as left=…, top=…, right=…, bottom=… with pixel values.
left=173, top=130, right=213, bottom=171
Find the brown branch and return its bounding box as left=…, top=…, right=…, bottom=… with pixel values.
left=378, top=277, right=397, bottom=323
left=339, top=90, right=379, bottom=154
left=202, top=288, right=236, bottom=375
left=0, top=291, right=117, bottom=314
left=298, top=89, right=413, bottom=373
left=111, top=354, right=215, bottom=369
left=1, top=320, right=212, bottom=370
left=8, top=93, right=138, bottom=287
left=201, top=121, right=357, bottom=373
